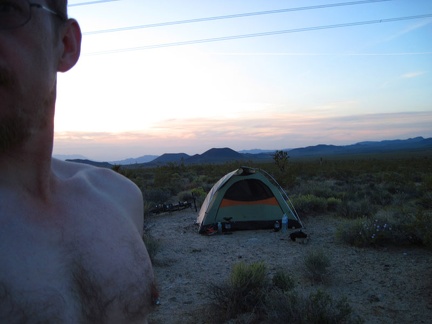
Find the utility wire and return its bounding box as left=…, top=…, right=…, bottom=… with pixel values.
left=69, top=0, right=119, bottom=7
left=83, top=0, right=391, bottom=35
left=85, top=14, right=432, bottom=56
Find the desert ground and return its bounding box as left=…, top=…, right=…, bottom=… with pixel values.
left=146, top=209, right=432, bottom=324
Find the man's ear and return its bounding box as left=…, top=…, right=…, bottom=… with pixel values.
left=57, top=19, right=82, bottom=72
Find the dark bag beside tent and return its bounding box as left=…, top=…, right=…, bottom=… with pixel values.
left=197, top=166, right=302, bottom=234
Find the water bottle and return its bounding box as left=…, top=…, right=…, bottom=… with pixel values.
left=217, top=222, right=222, bottom=234
left=282, top=214, right=288, bottom=233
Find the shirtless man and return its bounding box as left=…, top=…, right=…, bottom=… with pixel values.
left=0, top=1, right=156, bottom=322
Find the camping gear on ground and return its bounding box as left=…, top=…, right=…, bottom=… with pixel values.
left=217, top=222, right=222, bottom=234
left=290, top=230, right=308, bottom=244
left=282, top=213, right=288, bottom=233
left=197, top=166, right=302, bottom=234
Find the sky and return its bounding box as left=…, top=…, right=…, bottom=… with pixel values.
left=53, top=0, right=432, bottom=161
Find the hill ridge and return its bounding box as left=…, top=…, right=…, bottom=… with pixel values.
left=66, top=137, right=432, bottom=167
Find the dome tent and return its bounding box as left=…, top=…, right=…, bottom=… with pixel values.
left=197, top=166, right=302, bottom=234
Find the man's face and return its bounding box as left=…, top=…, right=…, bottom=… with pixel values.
left=0, top=0, right=62, bottom=153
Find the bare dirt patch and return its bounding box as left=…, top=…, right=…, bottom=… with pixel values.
left=147, top=210, right=432, bottom=324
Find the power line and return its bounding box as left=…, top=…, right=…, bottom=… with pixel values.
left=69, top=0, right=119, bottom=7
left=83, top=0, right=391, bottom=35
left=85, top=14, right=432, bottom=56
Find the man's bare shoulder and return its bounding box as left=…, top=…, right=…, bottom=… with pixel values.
left=52, top=158, right=137, bottom=190
left=51, top=158, right=144, bottom=232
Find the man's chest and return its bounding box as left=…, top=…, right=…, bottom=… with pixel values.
left=0, top=213, right=152, bottom=323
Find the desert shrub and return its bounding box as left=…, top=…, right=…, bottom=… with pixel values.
left=303, top=290, right=359, bottom=324
left=209, top=261, right=269, bottom=321
left=405, top=210, right=432, bottom=249
left=266, top=289, right=362, bottom=324
left=327, top=197, right=342, bottom=212
left=142, top=232, right=160, bottom=263
left=190, top=187, right=207, bottom=207
left=336, top=218, right=368, bottom=247
left=143, top=200, right=153, bottom=216
left=369, top=186, right=393, bottom=206
left=265, top=289, right=301, bottom=323
left=272, top=270, right=296, bottom=292
left=289, top=180, right=339, bottom=198
left=176, top=190, right=201, bottom=210
left=335, top=210, right=416, bottom=248
left=422, top=175, right=432, bottom=191
left=292, top=194, right=328, bottom=214
left=304, top=249, right=331, bottom=283
left=341, top=216, right=387, bottom=247
left=207, top=261, right=361, bottom=323
left=229, top=261, right=268, bottom=296
left=276, top=171, right=297, bottom=189
left=311, top=184, right=339, bottom=199
left=418, top=191, right=432, bottom=210
left=336, top=199, right=377, bottom=219
left=177, top=190, right=193, bottom=201
left=144, top=188, right=171, bottom=205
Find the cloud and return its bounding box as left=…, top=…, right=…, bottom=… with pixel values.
left=383, top=19, right=432, bottom=43
left=381, top=71, right=427, bottom=88
left=53, top=110, right=432, bottom=160
left=400, top=71, right=425, bottom=79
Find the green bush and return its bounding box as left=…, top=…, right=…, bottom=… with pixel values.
left=144, top=188, right=171, bottom=205
left=272, top=270, right=296, bottom=292
left=327, top=197, right=342, bottom=212
left=336, top=218, right=368, bottom=247
left=304, top=249, right=331, bottom=283
left=190, top=187, right=207, bottom=207
left=207, top=261, right=361, bottom=323
left=230, top=261, right=268, bottom=290
left=339, top=217, right=386, bottom=247
left=336, top=199, right=377, bottom=219
left=209, top=262, right=269, bottom=321
left=266, top=289, right=362, bottom=324
left=335, top=210, right=415, bottom=248
left=418, top=192, right=432, bottom=210
left=406, top=210, right=432, bottom=249
left=142, top=232, right=160, bottom=263
left=422, top=175, right=432, bottom=191
left=292, top=194, right=328, bottom=214
left=304, top=290, right=360, bottom=324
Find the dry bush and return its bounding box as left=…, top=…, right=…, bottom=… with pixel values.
left=304, top=249, right=331, bottom=284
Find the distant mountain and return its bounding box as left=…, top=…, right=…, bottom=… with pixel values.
left=66, top=137, right=431, bottom=168
left=288, top=137, right=432, bottom=157
left=187, top=148, right=245, bottom=164
left=54, top=154, right=87, bottom=161
left=238, top=149, right=277, bottom=154
left=144, top=148, right=246, bottom=166
left=110, top=155, right=158, bottom=165
left=66, top=159, right=113, bottom=168
left=148, top=153, right=191, bottom=165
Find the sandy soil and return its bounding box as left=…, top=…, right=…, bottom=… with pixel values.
left=146, top=209, right=432, bottom=324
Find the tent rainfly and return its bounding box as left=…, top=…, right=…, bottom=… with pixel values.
left=197, top=166, right=302, bottom=234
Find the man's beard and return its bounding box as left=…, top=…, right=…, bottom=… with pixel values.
left=0, top=114, right=32, bottom=154
left=0, top=67, right=51, bottom=154
left=0, top=67, right=29, bottom=154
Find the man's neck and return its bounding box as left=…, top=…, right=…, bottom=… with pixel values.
left=0, top=131, right=55, bottom=201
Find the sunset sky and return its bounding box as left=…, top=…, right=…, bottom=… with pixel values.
left=53, top=0, right=432, bottom=161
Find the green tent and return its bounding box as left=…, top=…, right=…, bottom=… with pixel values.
left=197, top=166, right=302, bottom=234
